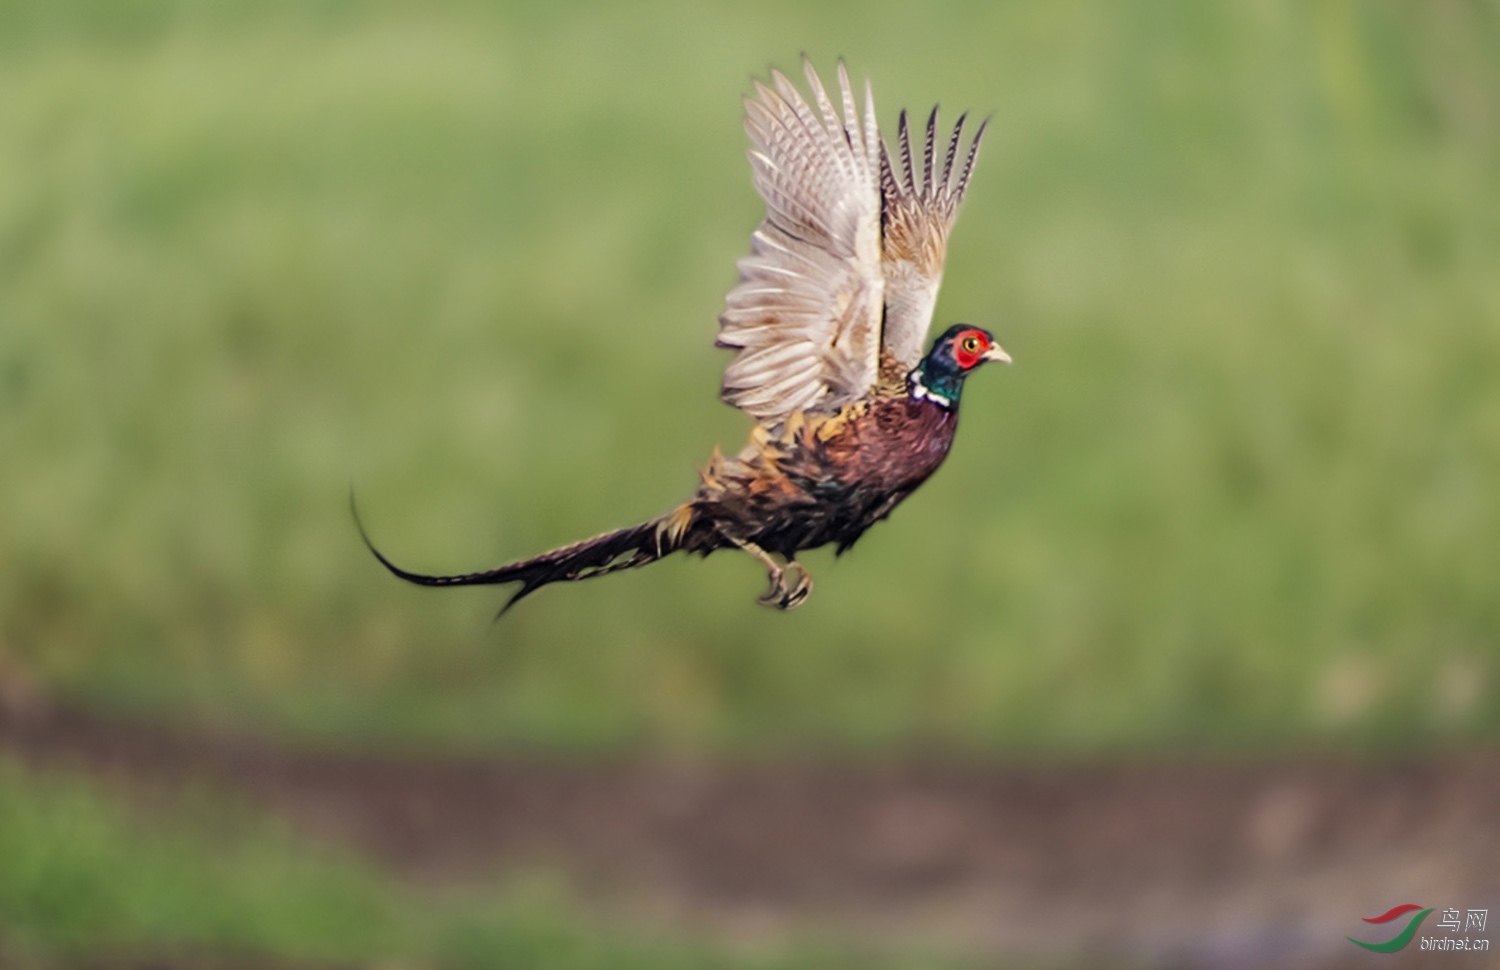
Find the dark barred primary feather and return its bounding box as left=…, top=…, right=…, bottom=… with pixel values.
left=877, top=102, right=989, bottom=370
left=880, top=106, right=988, bottom=212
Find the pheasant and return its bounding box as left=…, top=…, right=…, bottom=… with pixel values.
left=359, top=58, right=1010, bottom=611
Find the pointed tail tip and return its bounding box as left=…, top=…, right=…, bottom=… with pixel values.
left=348, top=486, right=389, bottom=564
left=347, top=488, right=447, bottom=587
left=349, top=484, right=375, bottom=551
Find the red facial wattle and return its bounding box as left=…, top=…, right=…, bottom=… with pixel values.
left=952, top=329, right=990, bottom=370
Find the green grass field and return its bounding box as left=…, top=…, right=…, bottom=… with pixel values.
left=3, top=1, right=1499, bottom=752
left=3, top=1, right=1499, bottom=965
left=0, top=755, right=994, bottom=970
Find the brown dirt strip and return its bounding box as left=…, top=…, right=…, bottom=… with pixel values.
left=1, top=698, right=1496, bottom=969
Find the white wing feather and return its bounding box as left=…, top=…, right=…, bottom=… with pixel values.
left=717, top=59, right=884, bottom=424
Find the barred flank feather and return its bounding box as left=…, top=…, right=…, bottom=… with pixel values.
left=352, top=494, right=686, bottom=614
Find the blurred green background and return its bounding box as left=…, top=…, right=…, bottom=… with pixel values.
left=1, top=0, right=1498, bottom=965
left=4, top=0, right=1497, bottom=754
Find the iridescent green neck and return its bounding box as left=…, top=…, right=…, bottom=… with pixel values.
left=907, top=359, right=965, bottom=410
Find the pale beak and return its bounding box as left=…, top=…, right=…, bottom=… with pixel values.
left=982, top=343, right=1012, bottom=364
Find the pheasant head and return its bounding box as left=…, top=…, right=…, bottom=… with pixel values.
left=907, top=324, right=1011, bottom=409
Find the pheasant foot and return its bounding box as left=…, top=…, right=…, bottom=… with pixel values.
left=725, top=535, right=813, bottom=610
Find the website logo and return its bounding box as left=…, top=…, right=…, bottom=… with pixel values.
left=1348, top=904, right=1490, bottom=953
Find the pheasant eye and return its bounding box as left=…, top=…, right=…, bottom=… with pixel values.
left=960, top=335, right=982, bottom=354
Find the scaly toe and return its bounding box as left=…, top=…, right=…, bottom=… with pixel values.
left=756, top=567, right=787, bottom=607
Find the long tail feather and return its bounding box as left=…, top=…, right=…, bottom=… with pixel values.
left=351, top=492, right=683, bottom=615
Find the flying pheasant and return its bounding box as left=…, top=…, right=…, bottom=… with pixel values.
left=359, top=58, right=1009, bottom=611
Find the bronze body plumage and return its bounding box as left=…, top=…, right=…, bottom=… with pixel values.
left=360, top=59, right=1010, bottom=611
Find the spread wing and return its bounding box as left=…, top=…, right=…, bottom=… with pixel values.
left=878, top=106, right=988, bottom=371
left=717, top=59, right=884, bottom=425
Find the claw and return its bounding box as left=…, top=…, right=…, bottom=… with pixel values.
left=756, top=561, right=812, bottom=610
left=756, top=564, right=787, bottom=606
left=779, top=561, right=813, bottom=610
